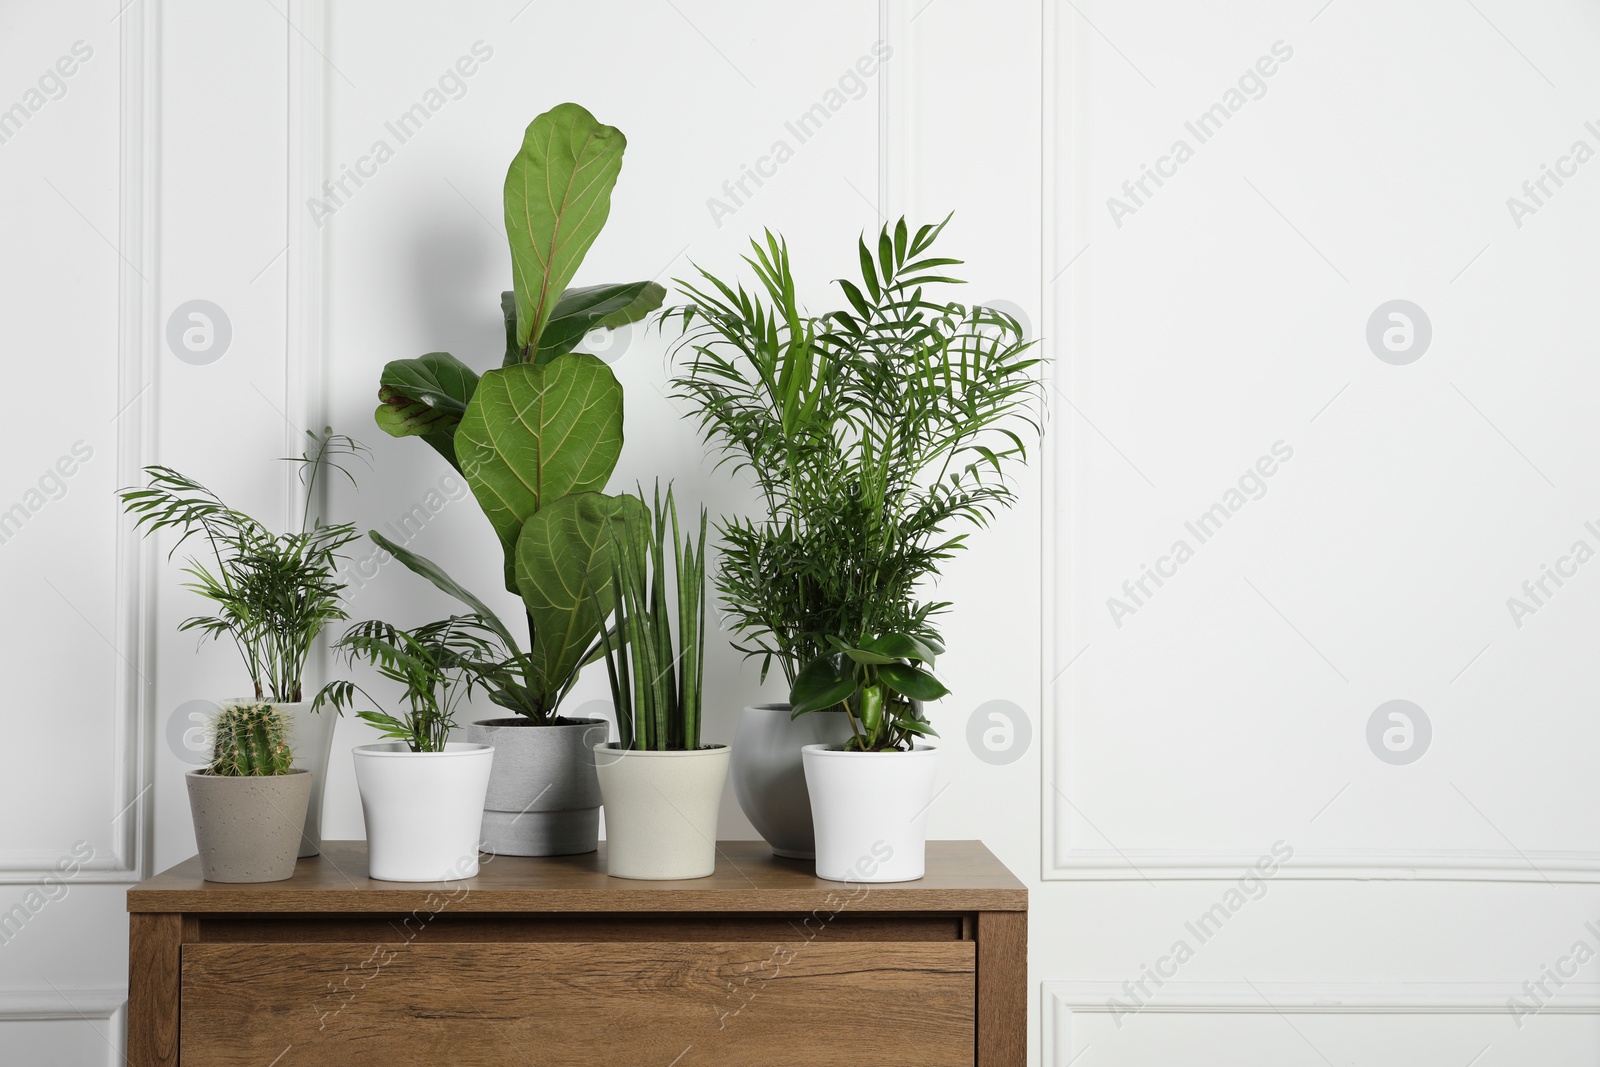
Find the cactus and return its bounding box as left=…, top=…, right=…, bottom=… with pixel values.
left=207, top=701, right=295, bottom=776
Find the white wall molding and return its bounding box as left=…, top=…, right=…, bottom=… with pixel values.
left=1045, top=981, right=1600, bottom=1065
left=0, top=0, right=160, bottom=888
left=1035, top=2, right=1600, bottom=884
left=0, top=989, right=127, bottom=1066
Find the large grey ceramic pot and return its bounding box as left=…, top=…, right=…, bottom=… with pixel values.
left=465, top=717, right=607, bottom=856
left=730, top=703, right=853, bottom=859
left=185, top=768, right=312, bottom=883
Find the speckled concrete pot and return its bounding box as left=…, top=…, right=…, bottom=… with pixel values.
left=185, top=768, right=312, bottom=883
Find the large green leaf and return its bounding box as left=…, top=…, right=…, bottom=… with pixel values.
left=790, top=653, right=856, bottom=716
left=515, top=492, right=645, bottom=705
left=504, top=103, right=627, bottom=353
left=373, top=352, right=479, bottom=470
left=534, top=281, right=666, bottom=364
left=366, top=530, right=517, bottom=651
left=455, top=354, right=624, bottom=590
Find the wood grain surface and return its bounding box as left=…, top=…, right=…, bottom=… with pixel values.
left=128, top=839, right=1027, bottom=914
left=180, top=940, right=977, bottom=1066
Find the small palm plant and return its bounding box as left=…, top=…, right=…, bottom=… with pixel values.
left=597, top=485, right=709, bottom=751
left=119, top=429, right=368, bottom=702
left=313, top=617, right=498, bottom=753
left=205, top=701, right=295, bottom=776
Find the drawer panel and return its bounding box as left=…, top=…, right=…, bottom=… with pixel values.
left=180, top=940, right=975, bottom=1065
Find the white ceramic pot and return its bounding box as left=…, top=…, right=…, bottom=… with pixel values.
left=802, top=743, right=939, bottom=883
left=594, top=744, right=730, bottom=880
left=730, top=704, right=853, bottom=859
left=228, top=698, right=337, bottom=857
left=352, top=742, right=494, bottom=882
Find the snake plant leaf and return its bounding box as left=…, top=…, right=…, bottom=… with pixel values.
left=374, top=352, right=480, bottom=469
left=504, top=103, right=627, bottom=353
left=455, top=354, right=624, bottom=590
left=515, top=491, right=646, bottom=706
left=533, top=281, right=667, bottom=364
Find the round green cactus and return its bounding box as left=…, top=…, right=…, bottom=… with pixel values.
left=208, top=701, right=295, bottom=776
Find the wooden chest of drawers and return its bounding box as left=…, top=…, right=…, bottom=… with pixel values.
left=128, top=840, right=1027, bottom=1065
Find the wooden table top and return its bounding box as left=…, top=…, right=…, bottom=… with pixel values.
left=127, top=840, right=1028, bottom=914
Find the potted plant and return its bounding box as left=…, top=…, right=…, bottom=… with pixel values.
left=121, top=429, right=366, bottom=857
left=185, top=701, right=312, bottom=883
left=593, top=486, right=727, bottom=880
left=370, top=101, right=664, bottom=856
left=313, top=617, right=496, bottom=882
left=670, top=218, right=1042, bottom=881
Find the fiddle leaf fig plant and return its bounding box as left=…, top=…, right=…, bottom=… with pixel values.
left=369, top=102, right=663, bottom=725
left=455, top=354, right=624, bottom=591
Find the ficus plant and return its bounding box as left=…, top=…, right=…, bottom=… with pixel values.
left=370, top=103, right=663, bottom=724
left=668, top=216, right=1043, bottom=751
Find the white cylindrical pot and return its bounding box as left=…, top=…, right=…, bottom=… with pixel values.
left=228, top=699, right=337, bottom=858
left=594, top=744, right=730, bottom=880
left=352, top=742, right=494, bottom=882
left=802, top=743, right=939, bottom=883
left=730, top=704, right=853, bottom=859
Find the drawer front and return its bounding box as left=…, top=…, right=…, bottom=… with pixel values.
left=180, top=940, right=975, bottom=1065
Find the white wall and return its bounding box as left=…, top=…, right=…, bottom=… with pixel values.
left=5, top=1, right=1600, bottom=1063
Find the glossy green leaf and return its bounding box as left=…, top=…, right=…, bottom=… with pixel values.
left=861, top=632, right=940, bottom=665
left=455, top=355, right=624, bottom=590
left=515, top=491, right=645, bottom=706
left=877, top=662, right=949, bottom=702
left=501, top=291, right=520, bottom=366
left=504, top=103, right=627, bottom=352
left=535, top=281, right=666, bottom=364
left=790, top=653, right=856, bottom=715
left=373, top=352, right=480, bottom=469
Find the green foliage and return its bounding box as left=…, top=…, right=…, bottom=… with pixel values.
left=455, top=355, right=624, bottom=591
left=368, top=104, right=665, bottom=726
left=667, top=217, right=1044, bottom=746
left=119, top=429, right=367, bottom=703
left=504, top=102, right=628, bottom=352
left=206, top=701, right=295, bottom=776
left=314, top=616, right=498, bottom=753
left=789, top=634, right=946, bottom=752
left=598, top=485, right=709, bottom=751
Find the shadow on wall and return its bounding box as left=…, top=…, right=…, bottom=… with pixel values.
left=403, top=209, right=503, bottom=356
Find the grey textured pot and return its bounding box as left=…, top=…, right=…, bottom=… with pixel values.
left=465, top=717, right=607, bottom=856
left=185, top=768, right=312, bottom=883
left=730, top=703, right=853, bottom=859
